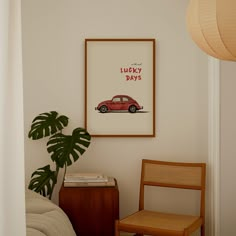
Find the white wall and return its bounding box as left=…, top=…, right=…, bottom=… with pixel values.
left=22, top=0, right=208, bottom=234
left=220, top=61, right=236, bottom=236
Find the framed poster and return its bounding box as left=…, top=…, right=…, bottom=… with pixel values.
left=85, top=38, right=155, bottom=137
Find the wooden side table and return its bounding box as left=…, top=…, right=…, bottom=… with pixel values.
left=59, top=180, right=119, bottom=236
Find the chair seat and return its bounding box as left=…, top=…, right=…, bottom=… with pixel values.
left=119, top=210, right=202, bottom=235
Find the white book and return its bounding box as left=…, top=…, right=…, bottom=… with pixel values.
left=64, top=177, right=109, bottom=183
left=65, top=172, right=104, bottom=179
left=64, top=177, right=116, bottom=187
left=64, top=173, right=109, bottom=182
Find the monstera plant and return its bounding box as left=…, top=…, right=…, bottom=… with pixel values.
left=28, top=111, right=91, bottom=199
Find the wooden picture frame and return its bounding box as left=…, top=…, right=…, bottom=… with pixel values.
left=85, top=38, right=156, bottom=137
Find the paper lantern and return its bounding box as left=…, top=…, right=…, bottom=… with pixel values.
left=186, top=0, right=236, bottom=61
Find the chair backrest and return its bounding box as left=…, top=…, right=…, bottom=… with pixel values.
left=139, top=159, right=206, bottom=217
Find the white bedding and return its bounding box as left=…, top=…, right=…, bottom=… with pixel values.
left=26, top=189, right=76, bottom=236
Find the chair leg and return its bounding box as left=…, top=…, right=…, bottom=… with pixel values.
left=201, top=225, right=205, bottom=236
left=115, top=220, right=120, bottom=236
left=183, top=229, right=188, bottom=236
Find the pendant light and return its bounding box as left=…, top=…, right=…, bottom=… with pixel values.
left=186, top=0, right=236, bottom=61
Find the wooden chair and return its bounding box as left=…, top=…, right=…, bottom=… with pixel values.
left=115, top=159, right=206, bottom=236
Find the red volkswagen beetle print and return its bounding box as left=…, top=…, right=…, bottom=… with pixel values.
left=95, top=95, right=143, bottom=113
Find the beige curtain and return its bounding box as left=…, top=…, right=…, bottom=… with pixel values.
left=0, top=0, right=26, bottom=235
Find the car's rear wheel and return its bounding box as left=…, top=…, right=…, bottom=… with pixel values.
left=100, top=105, right=108, bottom=113
left=129, top=105, right=137, bottom=113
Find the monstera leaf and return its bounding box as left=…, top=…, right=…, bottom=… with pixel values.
left=47, top=128, right=91, bottom=168
left=28, top=111, right=91, bottom=199
left=28, top=111, right=69, bottom=140
left=28, top=165, right=57, bottom=198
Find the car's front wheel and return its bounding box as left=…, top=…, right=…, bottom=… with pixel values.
left=129, top=105, right=137, bottom=113
left=100, top=105, right=108, bottom=113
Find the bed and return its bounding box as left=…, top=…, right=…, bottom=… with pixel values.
left=25, top=189, right=76, bottom=236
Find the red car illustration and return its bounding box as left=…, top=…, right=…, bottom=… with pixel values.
left=95, top=95, right=143, bottom=113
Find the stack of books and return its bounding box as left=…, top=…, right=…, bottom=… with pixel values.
left=64, top=172, right=116, bottom=187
